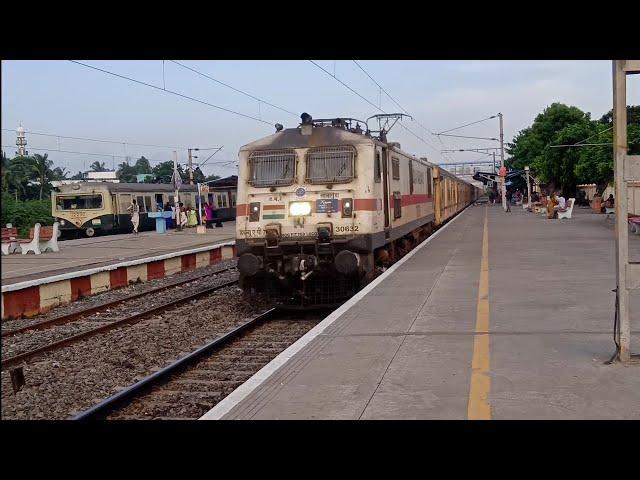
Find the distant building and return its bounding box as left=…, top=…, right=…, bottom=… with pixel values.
left=85, top=171, right=119, bottom=182
left=15, top=125, right=28, bottom=156
left=136, top=173, right=154, bottom=183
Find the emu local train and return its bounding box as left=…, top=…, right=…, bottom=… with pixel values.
left=51, top=179, right=237, bottom=238
left=236, top=114, right=481, bottom=308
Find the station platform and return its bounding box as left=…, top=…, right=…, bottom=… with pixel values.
left=1, top=223, right=236, bottom=320
left=2, top=222, right=236, bottom=286
left=203, top=206, right=640, bottom=420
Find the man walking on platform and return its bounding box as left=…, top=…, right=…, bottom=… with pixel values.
left=127, top=199, right=140, bottom=235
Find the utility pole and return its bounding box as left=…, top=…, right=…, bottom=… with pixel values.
left=525, top=165, right=531, bottom=209
left=173, top=151, right=182, bottom=232
left=188, top=148, right=194, bottom=185
left=498, top=112, right=507, bottom=212
left=612, top=60, right=640, bottom=363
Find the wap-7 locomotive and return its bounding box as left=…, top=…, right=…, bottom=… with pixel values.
left=235, top=113, right=480, bottom=308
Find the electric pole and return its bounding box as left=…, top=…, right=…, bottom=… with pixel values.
left=188, top=148, right=194, bottom=185
left=498, top=112, right=507, bottom=212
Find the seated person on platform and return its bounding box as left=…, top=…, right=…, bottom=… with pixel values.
left=547, top=193, right=558, bottom=219
left=556, top=194, right=567, bottom=211
left=601, top=194, right=614, bottom=212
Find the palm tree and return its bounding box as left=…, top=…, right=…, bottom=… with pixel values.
left=31, top=153, right=53, bottom=200
left=52, top=166, right=68, bottom=181
left=6, top=156, right=34, bottom=200
left=90, top=161, right=107, bottom=172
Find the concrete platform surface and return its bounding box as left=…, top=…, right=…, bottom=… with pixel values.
left=204, top=206, right=639, bottom=420
left=1, top=222, right=235, bottom=285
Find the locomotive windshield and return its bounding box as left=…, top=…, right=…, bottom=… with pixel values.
left=248, top=149, right=296, bottom=187
left=55, top=194, right=103, bottom=210
left=305, top=145, right=355, bottom=184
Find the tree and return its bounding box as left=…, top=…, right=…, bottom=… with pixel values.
left=152, top=161, right=185, bottom=184
left=599, top=105, right=640, bottom=126
left=31, top=153, right=54, bottom=200
left=134, top=156, right=152, bottom=174
left=192, top=167, right=206, bottom=184
left=89, top=161, right=107, bottom=172
left=574, top=121, right=640, bottom=195
left=71, top=171, right=84, bottom=180
left=51, top=166, right=69, bottom=181
left=506, top=103, right=593, bottom=197
left=116, top=162, right=138, bottom=183
left=5, top=156, right=36, bottom=200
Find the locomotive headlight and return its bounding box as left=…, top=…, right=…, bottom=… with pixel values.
left=289, top=201, right=312, bottom=216
left=59, top=219, right=66, bottom=226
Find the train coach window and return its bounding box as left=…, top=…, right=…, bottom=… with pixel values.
left=427, top=168, right=432, bottom=196
left=248, top=149, right=296, bottom=187
left=305, top=146, right=355, bottom=184
left=136, top=196, right=146, bottom=213
left=392, top=158, right=400, bottom=180
left=57, top=194, right=103, bottom=210
left=374, top=151, right=381, bottom=183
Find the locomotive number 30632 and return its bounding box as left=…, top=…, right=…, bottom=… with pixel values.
left=335, top=225, right=359, bottom=232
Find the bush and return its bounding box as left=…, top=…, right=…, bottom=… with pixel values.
left=1, top=192, right=54, bottom=237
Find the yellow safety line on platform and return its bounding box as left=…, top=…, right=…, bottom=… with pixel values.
left=468, top=206, right=491, bottom=420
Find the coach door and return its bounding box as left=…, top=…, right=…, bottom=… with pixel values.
left=382, top=147, right=391, bottom=231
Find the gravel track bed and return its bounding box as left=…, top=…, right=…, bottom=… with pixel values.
left=106, top=316, right=323, bottom=420
left=1, top=259, right=238, bottom=333
left=1, top=268, right=240, bottom=360
left=0, top=285, right=271, bottom=420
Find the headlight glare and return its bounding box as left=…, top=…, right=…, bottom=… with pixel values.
left=289, top=201, right=311, bottom=216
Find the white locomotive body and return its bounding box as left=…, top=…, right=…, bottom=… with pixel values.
left=235, top=115, right=480, bottom=308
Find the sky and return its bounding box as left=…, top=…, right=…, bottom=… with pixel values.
left=2, top=60, right=638, bottom=178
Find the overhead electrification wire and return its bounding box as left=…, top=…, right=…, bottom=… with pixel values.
left=308, top=60, right=440, bottom=154
left=1, top=145, right=189, bottom=168
left=69, top=60, right=273, bottom=126
left=1, top=128, right=219, bottom=151
left=196, top=146, right=225, bottom=169
left=436, top=115, right=497, bottom=135
left=170, top=60, right=298, bottom=118
left=352, top=60, right=439, bottom=137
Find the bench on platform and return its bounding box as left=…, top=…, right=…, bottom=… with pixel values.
left=1, top=227, right=20, bottom=255
left=18, top=223, right=42, bottom=255
left=557, top=198, right=575, bottom=220
left=38, top=222, right=60, bottom=252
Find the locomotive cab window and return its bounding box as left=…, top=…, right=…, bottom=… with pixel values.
left=305, top=145, right=355, bottom=184
left=427, top=168, right=432, bottom=196
left=248, top=149, right=296, bottom=187
left=374, top=151, right=381, bottom=183
left=56, top=194, right=103, bottom=210
left=392, top=157, right=400, bottom=180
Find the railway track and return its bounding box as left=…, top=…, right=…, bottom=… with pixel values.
left=1, top=268, right=240, bottom=370
left=73, top=309, right=324, bottom=420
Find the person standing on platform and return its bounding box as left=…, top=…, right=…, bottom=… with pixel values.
left=164, top=202, right=173, bottom=229
left=204, top=201, right=214, bottom=228
left=127, top=199, right=140, bottom=235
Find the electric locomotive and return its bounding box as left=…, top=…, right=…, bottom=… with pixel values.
left=235, top=113, right=479, bottom=308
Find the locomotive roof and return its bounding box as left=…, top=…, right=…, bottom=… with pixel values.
left=55, top=182, right=200, bottom=193
left=240, top=125, right=478, bottom=189
left=240, top=126, right=374, bottom=152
